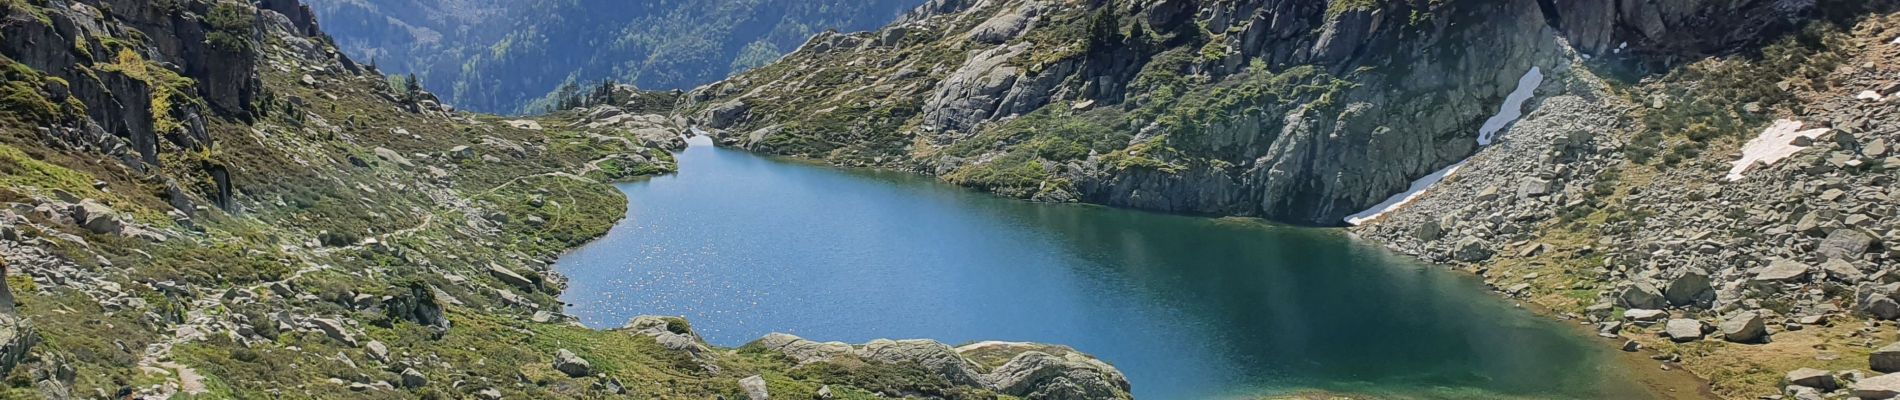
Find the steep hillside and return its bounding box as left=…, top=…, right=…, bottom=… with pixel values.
left=0, top=0, right=1129, bottom=399
left=304, top=0, right=927, bottom=114
left=682, top=0, right=1900, bottom=397
left=685, top=0, right=1836, bottom=226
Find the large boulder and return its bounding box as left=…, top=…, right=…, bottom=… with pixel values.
left=856, top=339, right=984, bottom=386
left=1825, top=259, right=1867, bottom=283
left=383, top=283, right=450, bottom=336
left=983, top=351, right=1132, bottom=400
left=1754, top=260, right=1810, bottom=283
left=1664, top=319, right=1707, bottom=342
left=311, top=318, right=357, bottom=346
left=70, top=199, right=123, bottom=234
left=1623, top=309, right=1668, bottom=324
left=1718, top=311, right=1767, bottom=343
left=752, top=333, right=852, bottom=365
left=1664, top=269, right=1715, bottom=307
left=1819, top=229, right=1877, bottom=260
left=553, top=349, right=592, bottom=377
left=739, top=375, right=769, bottom=400
left=1787, top=368, right=1838, bottom=391
left=1453, top=238, right=1493, bottom=262
left=1617, top=282, right=1667, bottom=309
left=619, top=316, right=711, bottom=358
left=1856, top=373, right=1900, bottom=399
left=1873, top=342, right=1900, bottom=373
left=487, top=264, right=538, bottom=291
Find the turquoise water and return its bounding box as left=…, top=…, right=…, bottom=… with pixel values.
left=553, top=140, right=1640, bottom=399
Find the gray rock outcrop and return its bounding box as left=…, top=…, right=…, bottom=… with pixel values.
left=553, top=349, right=592, bottom=377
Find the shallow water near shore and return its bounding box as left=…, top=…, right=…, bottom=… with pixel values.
left=554, top=139, right=1656, bottom=399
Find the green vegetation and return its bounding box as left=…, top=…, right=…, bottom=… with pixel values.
left=205, top=2, right=256, bottom=56
left=1620, top=22, right=1853, bottom=167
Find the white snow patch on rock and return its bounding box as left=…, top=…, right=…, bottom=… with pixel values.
left=1859, top=90, right=1885, bottom=101
left=1478, top=67, right=1544, bottom=146
left=1346, top=66, right=1542, bottom=225
left=1346, top=161, right=1466, bottom=226
left=1726, top=119, right=1830, bottom=181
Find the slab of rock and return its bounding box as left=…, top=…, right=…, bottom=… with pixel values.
left=1618, top=282, right=1666, bottom=309
left=856, top=339, right=984, bottom=386
left=553, top=349, right=591, bottom=377
left=399, top=368, right=427, bottom=388
left=1518, top=177, right=1555, bottom=198
left=619, top=316, right=711, bottom=358
left=1868, top=296, right=1900, bottom=320
left=487, top=264, right=536, bottom=291
left=311, top=318, right=357, bottom=346
left=1873, top=342, right=1900, bottom=373
left=739, top=375, right=769, bottom=400
left=1664, top=319, right=1707, bottom=342
left=1787, top=367, right=1838, bottom=391
left=70, top=199, right=123, bottom=234
left=754, top=333, right=852, bottom=365
left=365, top=340, right=389, bottom=362
left=1855, top=372, right=1900, bottom=399
left=1820, top=229, right=1877, bottom=259
left=1826, top=259, right=1867, bottom=283
left=1719, top=311, right=1767, bottom=343
left=1453, top=238, right=1493, bottom=262
left=1754, top=260, right=1810, bottom=283
left=1623, top=309, right=1667, bottom=323
left=983, top=351, right=1132, bottom=400
left=1664, top=269, right=1714, bottom=307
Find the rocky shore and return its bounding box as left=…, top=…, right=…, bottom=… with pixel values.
left=1356, top=11, right=1900, bottom=398
left=0, top=0, right=1131, bottom=398
left=671, top=0, right=1900, bottom=397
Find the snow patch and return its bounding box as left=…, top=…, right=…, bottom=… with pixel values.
left=1859, top=90, right=1886, bottom=101
left=1478, top=67, right=1544, bottom=146
left=1725, top=119, right=1830, bottom=181
left=1344, top=161, right=1466, bottom=226
left=1345, top=66, right=1542, bottom=225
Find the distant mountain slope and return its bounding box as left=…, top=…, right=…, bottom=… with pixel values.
left=305, top=0, right=926, bottom=114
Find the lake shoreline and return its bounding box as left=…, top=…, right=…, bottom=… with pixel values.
left=555, top=141, right=1691, bottom=399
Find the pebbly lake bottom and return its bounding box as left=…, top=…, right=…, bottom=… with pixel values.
left=552, top=139, right=1670, bottom=399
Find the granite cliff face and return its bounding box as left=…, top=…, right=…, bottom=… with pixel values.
left=683, top=0, right=1820, bottom=225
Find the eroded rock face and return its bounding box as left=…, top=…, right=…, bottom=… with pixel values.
left=984, top=351, right=1131, bottom=400
left=856, top=339, right=985, bottom=386
left=382, top=283, right=450, bottom=336
left=754, top=333, right=853, bottom=365
left=747, top=335, right=1134, bottom=399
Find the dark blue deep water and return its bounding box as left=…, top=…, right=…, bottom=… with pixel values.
left=554, top=140, right=1645, bottom=399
